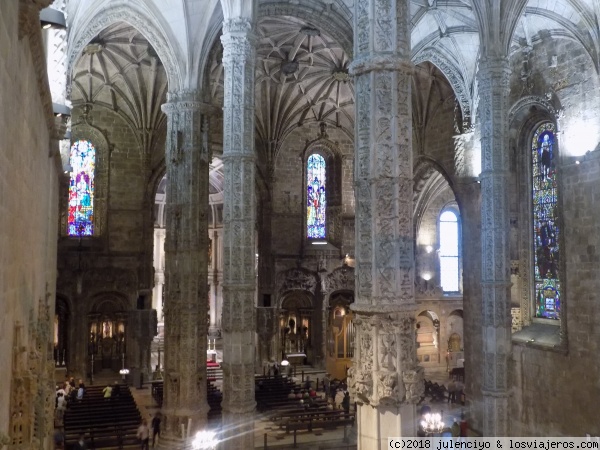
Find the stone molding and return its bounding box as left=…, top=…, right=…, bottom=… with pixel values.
left=349, top=56, right=413, bottom=76
left=508, top=95, right=561, bottom=125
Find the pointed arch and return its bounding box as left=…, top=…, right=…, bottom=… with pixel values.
left=67, top=3, right=182, bottom=92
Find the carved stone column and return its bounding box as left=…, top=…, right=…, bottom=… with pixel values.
left=160, top=92, right=210, bottom=442
left=220, top=17, right=257, bottom=449
left=348, top=0, right=423, bottom=446
left=477, top=58, right=512, bottom=436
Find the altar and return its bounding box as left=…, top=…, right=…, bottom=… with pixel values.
left=285, top=353, right=306, bottom=366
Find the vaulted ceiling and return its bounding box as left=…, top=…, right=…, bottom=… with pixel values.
left=70, top=0, right=600, bottom=177
left=70, top=22, right=169, bottom=153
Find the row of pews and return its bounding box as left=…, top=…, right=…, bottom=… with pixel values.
left=256, top=375, right=355, bottom=435
left=63, top=383, right=141, bottom=449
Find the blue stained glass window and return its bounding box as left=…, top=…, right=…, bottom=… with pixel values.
left=307, top=154, right=326, bottom=239
left=68, top=140, right=96, bottom=236
left=532, top=123, right=560, bottom=319
left=439, top=210, right=460, bottom=292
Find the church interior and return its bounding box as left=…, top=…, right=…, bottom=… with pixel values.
left=2, top=0, right=600, bottom=448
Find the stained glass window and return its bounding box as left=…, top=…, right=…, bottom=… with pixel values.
left=532, top=123, right=560, bottom=319
left=68, top=140, right=96, bottom=236
left=439, top=210, right=460, bottom=292
left=307, top=153, right=326, bottom=239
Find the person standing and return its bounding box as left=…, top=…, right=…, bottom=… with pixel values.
left=102, top=384, right=112, bottom=401
left=137, top=419, right=150, bottom=450
left=73, top=433, right=88, bottom=450
left=459, top=412, right=468, bottom=438
left=151, top=413, right=161, bottom=447
left=112, top=381, right=121, bottom=399
left=323, top=374, right=330, bottom=399
left=342, top=391, right=351, bottom=418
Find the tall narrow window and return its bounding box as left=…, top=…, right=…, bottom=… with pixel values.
left=532, top=123, right=560, bottom=319
left=307, top=153, right=326, bottom=239
left=68, top=140, right=96, bottom=236
left=439, top=210, right=459, bottom=292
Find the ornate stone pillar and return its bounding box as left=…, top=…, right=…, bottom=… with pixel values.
left=477, top=58, right=512, bottom=436
left=220, top=17, right=257, bottom=449
left=160, top=92, right=211, bottom=442
left=348, top=0, right=423, bottom=446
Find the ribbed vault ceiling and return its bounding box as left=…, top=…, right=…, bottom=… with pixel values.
left=210, top=15, right=354, bottom=162
left=71, top=22, right=169, bottom=152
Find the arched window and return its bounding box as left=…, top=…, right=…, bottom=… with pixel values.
left=439, top=210, right=459, bottom=292
left=532, top=122, right=560, bottom=319
left=306, top=153, right=326, bottom=239
left=68, top=140, right=96, bottom=236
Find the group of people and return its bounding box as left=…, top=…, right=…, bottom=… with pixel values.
left=135, top=413, right=162, bottom=449
left=55, top=377, right=86, bottom=423
left=54, top=376, right=86, bottom=448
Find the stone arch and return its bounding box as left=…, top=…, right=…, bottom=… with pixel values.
left=277, top=267, right=318, bottom=296
left=67, top=3, right=182, bottom=92
left=279, top=290, right=314, bottom=356
left=508, top=95, right=561, bottom=128
left=87, top=292, right=130, bottom=371
left=416, top=309, right=441, bottom=365
left=413, top=156, right=458, bottom=236
left=89, top=291, right=129, bottom=314
left=413, top=48, right=472, bottom=128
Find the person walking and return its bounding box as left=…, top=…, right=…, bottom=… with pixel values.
left=151, top=413, right=161, bottom=447
left=102, top=384, right=112, bottom=401
left=137, top=419, right=150, bottom=450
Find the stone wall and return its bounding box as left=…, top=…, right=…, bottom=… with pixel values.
left=0, top=0, right=60, bottom=440
left=271, top=121, right=354, bottom=259
left=56, top=106, right=158, bottom=377
left=510, top=150, right=600, bottom=436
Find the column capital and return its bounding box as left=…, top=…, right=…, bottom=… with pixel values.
left=161, top=91, right=219, bottom=115
left=222, top=17, right=253, bottom=35
left=349, top=56, right=413, bottom=77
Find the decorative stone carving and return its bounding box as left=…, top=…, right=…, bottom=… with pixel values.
left=413, top=49, right=471, bottom=129
left=476, top=56, right=513, bottom=436
left=323, top=265, right=354, bottom=294
left=402, top=367, right=425, bottom=404
left=277, top=268, right=318, bottom=295
left=159, top=91, right=211, bottom=435
left=220, top=12, right=257, bottom=449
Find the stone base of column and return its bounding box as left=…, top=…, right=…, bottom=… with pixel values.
left=357, top=403, right=417, bottom=449
left=220, top=411, right=254, bottom=450
left=155, top=433, right=189, bottom=450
